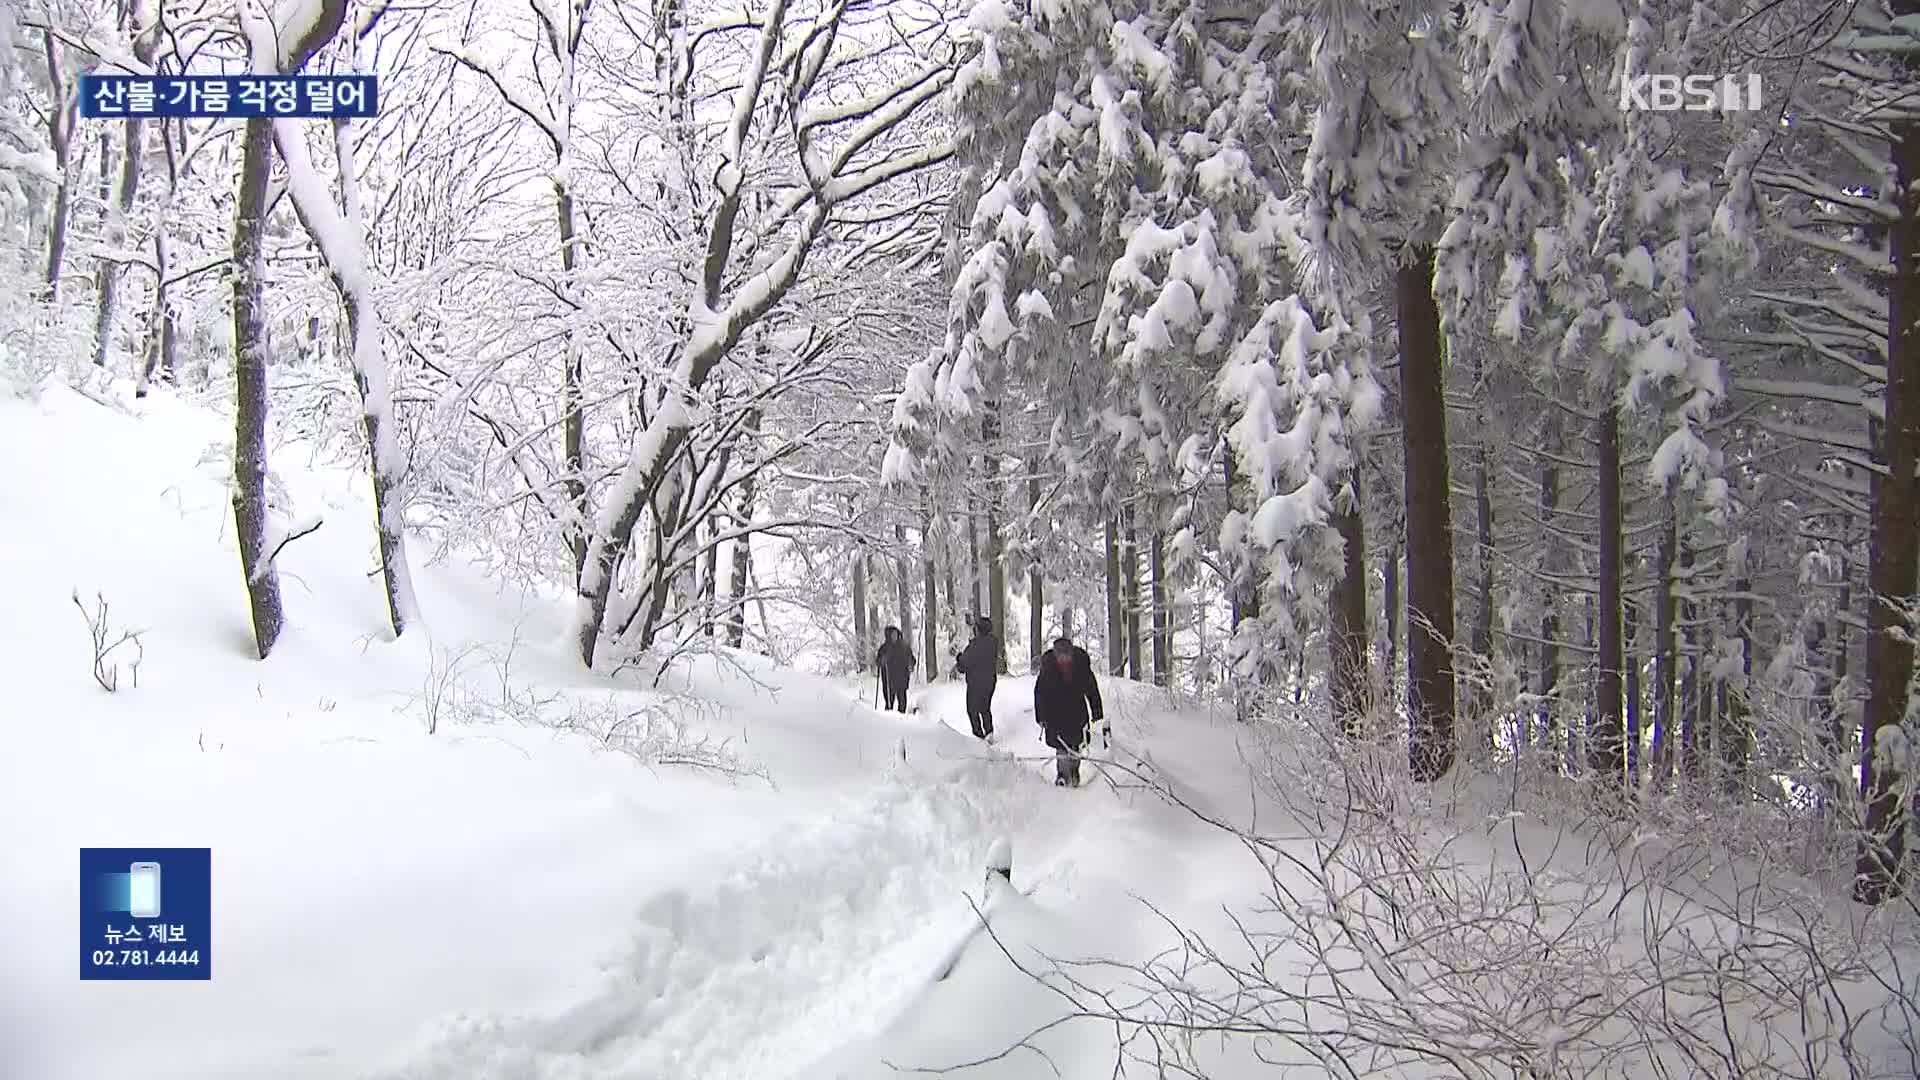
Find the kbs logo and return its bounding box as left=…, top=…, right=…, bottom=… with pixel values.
left=1618, top=74, right=1763, bottom=112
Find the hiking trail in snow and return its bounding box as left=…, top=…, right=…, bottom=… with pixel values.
left=374, top=713, right=1102, bottom=1080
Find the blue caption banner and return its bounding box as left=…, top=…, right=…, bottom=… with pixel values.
left=79, top=847, right=211, bottom=980
left=80, top=75, right=377, bottom=119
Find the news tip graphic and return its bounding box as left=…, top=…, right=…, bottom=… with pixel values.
left=79, top=74, right=377, bottom=120
left=79, top=847, right=211, bottom=981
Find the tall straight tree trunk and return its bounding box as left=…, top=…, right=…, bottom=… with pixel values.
left=1592, top=399, right=1626, bottom=791
left=1124, top=501, right=1142, bottom=681
left=851, top=547, right=869, bottom=671
left=90, top=129, right=113, bottom=364
left=40, top=32, right=74, bottom=302
left=1225, top=454, right=1244, bottom=629
left=1028, top=465, right=1044, bottom=669
left=966, top=485, right=983, bottom=618
left=983, top=410, right=1007, bottom=674
left=1858, top=45, right=1920, bottom=901
left=556, top=186, right=588, bottom=582
left=94, top=30, right=152, bottom=372
left=1624, top=591, right=1640, bottom=786
left=697, top=516, right=718, bottom=637
left=1331, top=476, right=1370, bottom=739
left=1150, top=522, right=1170, bottom=687
left=724, top=407, right=761, bottom=649
left=896, top=523, right=914, bottom=662
left=1834, top=547, right=1854, bottom=775
left=1722, top=574, right=1754, bottom=796
left=1106, top=515, right=1124, bottom=676
left=1397, top=247, right=1458, bottom=781
left=922, top=510, right=939, bottom=683
left=942, top=510, right=960, bottom=655
left=1680, top=539, right=1703, bottom=788
left=1651, top=481, right=1678, bottom=785
left=1385, top=541, right=1401, bottom=705
left=1538, top=412, right=1562, bottom=752
left=1470, top=357, right=1496, bottom=747
left=229, top=116, right=285, bottom=658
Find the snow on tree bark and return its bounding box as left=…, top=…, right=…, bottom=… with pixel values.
left=225, top=0, right=353, bottom=658
left=229, top=114, right=285, bottom=659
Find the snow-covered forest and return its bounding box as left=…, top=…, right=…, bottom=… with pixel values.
left=4, top=0, right=1920, bottom=1077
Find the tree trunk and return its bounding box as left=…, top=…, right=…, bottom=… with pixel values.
left=1225, top=453, right=1244, bottom=629
left=896, top=522, right=915, bottom=663
left=1680, top=539, right=1703, bottom=788
left=1810, top=617, right=1838, bottom=810
left=1831, top=547, right=1854, bottom=795
left=1331, top=476, right=1370, bottom=739
left=1028, top=466, right=1044, bottom=670
left=1106, top=515, right=1124, bottom=676
left=229, top=116, right=285, bottom=659
left=1857, top=55, right=1920, bottom=901
left=1722, top=573, right=1753, bottom=796
left=41, top=31, right=73, bottom=302
left=966, top=484, right=982, bottom=620
left=1397, top=247, right=1458, bottom=782
left=724, top=407, right=761, bottom=650
left=341, top=285, right=409, bottom=639
left=941, top=507, right=959, bottom=653
left=986, top=487, right=1007, bottom=671
left=1385, top=541, right=1401, bottom=706
left=697, top=515, right=719, bottom=637
left=555, top=186, right=588, bottom=582
left=922, top=499, right=939, bottom=682
left=1124, top=500, right=1142, bottom=681
left=1592, top=399, right=1626, bottom=792
left=94, top=82, right=149, bottom=371
left=1538, top=413, right=1561, bottom=753
left=1624, top=590, right=1640, bottom=787
left=1150, top=522, right=1170, bottom=687
left=1470, top=358, right=1496, bottom=748
left=851, top=545, right=870, bottom=671
left=1651, top=480, right=1678, bottom=786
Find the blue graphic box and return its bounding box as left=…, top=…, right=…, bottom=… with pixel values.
left=79, top=847, right=211, bottom=980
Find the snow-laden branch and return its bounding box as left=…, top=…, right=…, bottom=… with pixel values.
left=429, top=42, right=561, bottom=150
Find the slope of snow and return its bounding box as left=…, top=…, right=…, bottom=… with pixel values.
left=11, top=378, right=1904, bottom=1080
left=0, top=379, right=1273, bottom=1080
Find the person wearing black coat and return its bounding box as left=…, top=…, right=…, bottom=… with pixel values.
left=1034, top=636, right=1104, bottom=786
left=875, top=625, right=914, bottom=713
left=953, top=616, right=999, bottom=740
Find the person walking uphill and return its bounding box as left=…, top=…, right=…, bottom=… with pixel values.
left=1034, top=636, right=1104, bottom=787
left=875, top=625, right=914, bottom=713
left=954, top=616, right=999, bottom=741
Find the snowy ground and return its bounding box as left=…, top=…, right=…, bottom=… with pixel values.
left=0, top=381, right=1279, bottom=1079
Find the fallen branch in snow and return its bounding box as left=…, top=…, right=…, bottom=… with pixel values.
left=552, top=693, right=771, bottom=785
left=71, top=589, right=144, bottom=692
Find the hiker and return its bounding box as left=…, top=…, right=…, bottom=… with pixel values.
left=953, top=616, right=999, bottom=741
left=875, top=625, right=914, bottom=713
left=1034, top=635, right=1104, bottom=787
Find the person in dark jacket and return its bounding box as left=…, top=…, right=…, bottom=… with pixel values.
left=875, top=625, right=914, bottom=713
left=1034, top=635, right=1104, bottom=786
left=953, top=616, right=999, bottom=741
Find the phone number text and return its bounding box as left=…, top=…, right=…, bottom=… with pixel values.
left=88, top=948, right=201, bottom=967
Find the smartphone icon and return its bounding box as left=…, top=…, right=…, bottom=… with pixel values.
left=128, top=862, right=162, bottom=919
